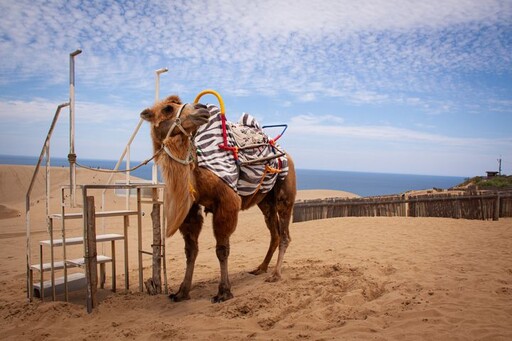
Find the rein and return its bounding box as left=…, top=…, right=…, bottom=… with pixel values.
left=73, top=104, right=197, bottom=174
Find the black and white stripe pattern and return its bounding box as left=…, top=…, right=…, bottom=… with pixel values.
left=194, top=104, right=288, bottom=196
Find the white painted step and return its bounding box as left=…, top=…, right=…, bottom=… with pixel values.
left=31, top=255, right=112, bottom=272
left=50, top=210, right=138, bottom=220
left=39, top=233, right=124, bottom=247
left=33, top=272, right=87, bottom=298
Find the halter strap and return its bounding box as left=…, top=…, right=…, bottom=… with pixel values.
left=165, top=103, right=190, bottom=139
left=162, top=103, right=196, bottom=165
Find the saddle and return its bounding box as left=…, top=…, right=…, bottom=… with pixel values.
left=194, top=105, right=289, bottom=196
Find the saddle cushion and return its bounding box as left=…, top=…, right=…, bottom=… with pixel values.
left=194, top=104, right=289, bottom=196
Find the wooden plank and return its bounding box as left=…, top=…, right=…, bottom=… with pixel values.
left=85, top=196, right=98, bottom=313
left=145, top=188, right=162, bottom=295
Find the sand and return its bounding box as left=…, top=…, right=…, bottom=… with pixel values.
left=1, top=164, right=511, bottom=340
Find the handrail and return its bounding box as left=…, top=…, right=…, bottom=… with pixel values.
left=194, top=89, right=225, bottom=114
left=100, top=67, right=168, bottom=207
left=26, top=102, right=70, bottom=300
left=101, top=118, right=145, bottom=196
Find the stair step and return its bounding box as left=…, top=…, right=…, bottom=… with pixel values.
left=31, top=255, right=112, bottom=272
left=40, top=233, right=124, bottom=247
left=33, top=272, right=87, bottom=298
left=50, top=210, right=138, bottom=220
left=66, top=255, right=112, bottom=268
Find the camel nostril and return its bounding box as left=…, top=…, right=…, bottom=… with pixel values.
left=194, top=103, right=207, bottom=109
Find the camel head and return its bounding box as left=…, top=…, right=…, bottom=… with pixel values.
left=140, top=95, right=210, bottom=145
left=140, top=95, right=210, bottom=238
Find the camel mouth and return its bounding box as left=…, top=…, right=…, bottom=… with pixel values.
left=190, top=108, right=211, bottom=126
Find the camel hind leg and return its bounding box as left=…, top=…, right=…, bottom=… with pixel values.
left=249, top=198, right=279, bottom=275
left=251, top=177, right=296, bottom=281
left=169, top=204, right=203, bottom=302
left=266, top=196, right=293, bottom=282
left=266, top=157, right=296, bottom=282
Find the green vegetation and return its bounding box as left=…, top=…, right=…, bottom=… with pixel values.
left=459, top=175, right=512, bottom=189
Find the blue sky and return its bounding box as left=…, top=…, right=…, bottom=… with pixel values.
left=0, top=0, right=511, bottom=177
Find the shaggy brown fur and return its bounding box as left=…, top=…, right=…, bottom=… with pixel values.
left=141, top=95, right=297, bottom=302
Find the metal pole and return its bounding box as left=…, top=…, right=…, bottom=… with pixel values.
left=126, top=145, right=130, bottom=209
left=69, top=49, right=82, bottom=207
left=153, top=68, right=168, bottom=184
left=155, top=67, right=168, bottom=103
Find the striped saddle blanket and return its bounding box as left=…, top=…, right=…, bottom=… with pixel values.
left=194, top=104, right=289, bottom=196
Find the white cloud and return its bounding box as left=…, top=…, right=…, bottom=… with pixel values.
left=299, top=93, right=317, bottom=102
left=0, top=1, right=510, bottom=174
left=289, top=114, right=511, bottom=148
left=0, top=98, right=137, bottom=124
left=1, top=0, right=510, bottom=103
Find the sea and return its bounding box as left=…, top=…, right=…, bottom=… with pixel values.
left=0, top=154, right=466, bottom=197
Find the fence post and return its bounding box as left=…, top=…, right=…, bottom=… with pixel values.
left=84, top=195, right=98, bottom=313
left=493, top=192, right=500, bottom=221
left=145, top=188, right=162, bottom=294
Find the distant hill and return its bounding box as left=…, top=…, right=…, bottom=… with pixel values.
left=455, top=175, right=512, bottom=190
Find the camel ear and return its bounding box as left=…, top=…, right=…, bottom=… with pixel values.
left=140, top=108, right=154, bottom=121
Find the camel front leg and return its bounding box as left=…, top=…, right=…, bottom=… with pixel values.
left=169, top=204, right=203, bottom=302
left=211, top=204, right=239, bottom=303
left=212, top=242, right=233, bottom=303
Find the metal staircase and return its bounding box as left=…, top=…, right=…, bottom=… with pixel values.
left=29, top=189, right=134, bottom=301
left=25, top=49, right=170, bottom=312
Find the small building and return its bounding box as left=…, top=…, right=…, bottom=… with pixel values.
left=486, top=171, right=499, bottom=178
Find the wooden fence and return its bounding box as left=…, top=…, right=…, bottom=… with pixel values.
left=293, top=191, right=512, bottom=223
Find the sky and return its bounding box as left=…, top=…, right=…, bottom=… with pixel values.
left=0, top=0, right=511, bottom=177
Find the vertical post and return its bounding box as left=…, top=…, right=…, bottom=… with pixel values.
left=152, top=68, right=168, bottom=184
left=46, top=144, right=56, bottom=301
left=69, top=49, right=82, bottom=207
left=494, top=192, right=500, bottom=221
left=62, top=188, right=69, bottom=301
left=145, top=188, right=162, bottom=295
left=137, top=188, right=143, bottom=291
left=124, top=215, right=129, bottom=290
left=161, top=187, right=168, bottom=295
left=155, top=68, right=168, bottom=103
left=84, top=195, right=98, bottom=313
left=125, top=145, right=130, bottom=210
left=45, top=143, right=51, bottom=222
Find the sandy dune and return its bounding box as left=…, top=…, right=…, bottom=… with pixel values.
left=0, top=164, right=511, bottom=340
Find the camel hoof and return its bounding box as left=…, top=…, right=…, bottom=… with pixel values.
left=249, top=267, right=267, bottom=276
left=265, top=274, right=281, bottom=283
left=169, top=292, right=190, bottom=302
left=211, top=291, right=234, bottom=303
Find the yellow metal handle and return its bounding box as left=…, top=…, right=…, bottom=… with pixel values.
left=194, top=89, right=225, bottom=115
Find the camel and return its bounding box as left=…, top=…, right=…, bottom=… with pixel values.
left=140, top=95, right=296, bottom=302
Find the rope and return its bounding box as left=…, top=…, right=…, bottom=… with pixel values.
left=246, top=164, right=282, bottom=202
left=75, top=103, right=191, bottom=174
left=75, top=149, right=162, bottom=173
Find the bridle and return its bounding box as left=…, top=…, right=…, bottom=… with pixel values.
left=161, top=103, right=196, bottom=165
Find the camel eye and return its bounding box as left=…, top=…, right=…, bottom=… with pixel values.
left=162, top=105, right=174, bottom=116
